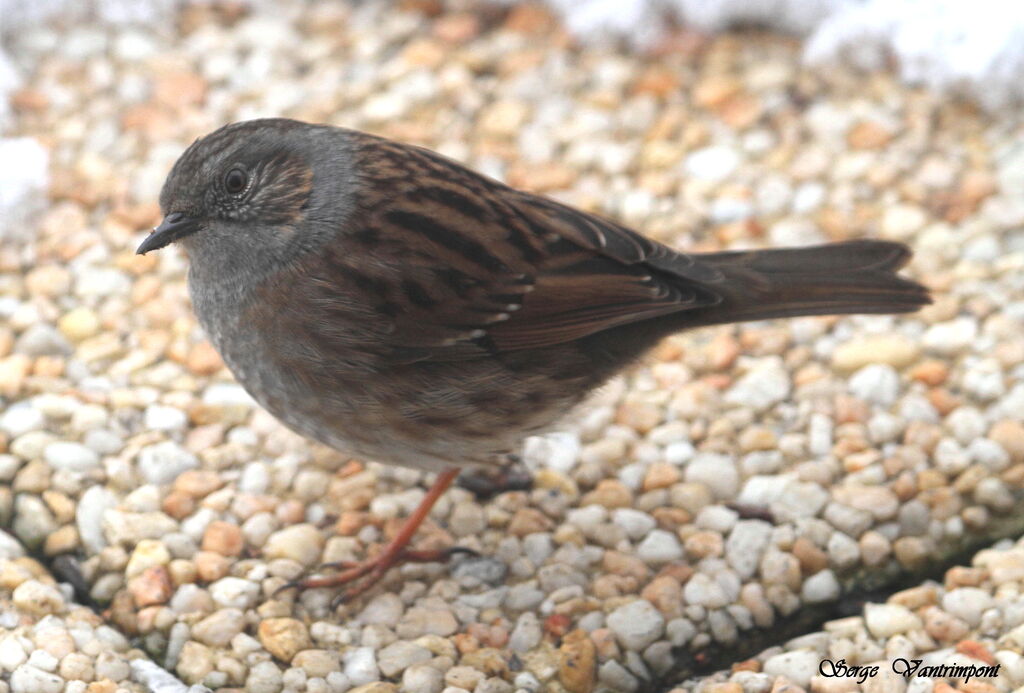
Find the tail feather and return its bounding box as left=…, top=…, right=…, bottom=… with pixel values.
left=686, top=240, right=931, bottom=327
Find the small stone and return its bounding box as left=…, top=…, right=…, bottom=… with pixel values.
left=941, top=588, right=993, bottom=628
left=293, top=650, right=341, bottom=679
left=377, top=641, right=431, bottom=677
left=177, top=641, right=214, bottom=685
left=641, top=463, right=680, bottom=490
left=612, top=508, right=656, bottom=540
left=607, top=600, right=665, bottom=650
left=14, top=324, right=70, bottom=357
left=509, top=613, right=542, bottom=653
left=202, top=521, right=243, bottom=556
left=401, top=664, right=443, bottom=693
left=832, top=486, right=899, bottom=520
left=446, top=665, right=485, bottom=689
left=59, top=308, right=101, bottom=342
left=683, top=572, right=730, bottom=609
left=636, top=529, right=683, bottom=564
left=847, top=120, right=893, bottom=149
left=559, top=629, right=596, bottom=693
left=12, top=580, right=64, bottom=615
left=209, top=577, right=260, bottom=609
left=990, top=420, right=1024, bottom=462
left=125, top=539, right=171, bottom=577
left=725, top=520, right=772, bottom=579
left=144, top=405, right=188, bottom=432
left=685, top=146, right=740, bottom=183
left=137, top=441, right=198, bottom=485
left=881, top=204, right=927, bottom=239
left=922, top=318, right=978, bottom=355
left=359, top=593, right=403, bottom=627
left=9, top=664, right=63, bottom=693
left=397, top=606, right=460, bottom=638
left=802, top=570, right=840, bottom=603
left=243, top=660, right=283, bottom=693
left=193, top=608, right=245, bottom=647
left=259, top=618, right=313, bottom=662
left=449, top=501, right=486, bottom=536
left=508, top=507, right=553, bottom=536
left=129, top=566, right=173, bottom=606
left=344, top=647, right=379, bottom=686
left=580, top=479, right=632, bottom=509
left=186, top=341, right=223, bottom=375
left=264, top=524, right=324, bottom=565
left=832, top=334, right=921, bottom=371
left=348, top=684, right=398, bottom=693
left=859, top=531, right=891, bottom=566
left=849, top=364, right=900, bottom=406
left=685, top=453, right=738, bottom=499
left=0, top=355, right=31, bottom=396
left=0, top=405, right=44, bottom=438
left=725, top=361, right=790, bottom=411
left=762, top=650, right=819, bottom=688
left=43, top=441, right=99, bottom=472
left=865, top=603, right=923, bottom=638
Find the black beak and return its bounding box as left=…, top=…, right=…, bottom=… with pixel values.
left=136, top=212, right=201, bottom=255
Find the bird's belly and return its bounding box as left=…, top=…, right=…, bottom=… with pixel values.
left=209, top=325, right=573, bottom=472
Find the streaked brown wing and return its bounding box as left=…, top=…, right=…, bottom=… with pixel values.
left=345, top=134, right=721, bottom=360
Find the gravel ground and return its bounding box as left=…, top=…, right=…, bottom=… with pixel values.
left=2, top=1, right=1024, bottom=692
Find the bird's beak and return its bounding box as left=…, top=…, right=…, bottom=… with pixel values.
left=136, top=212, right=201, bottom=255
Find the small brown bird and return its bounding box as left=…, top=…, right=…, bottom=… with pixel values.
left=139, top=118, right=930, bottom=602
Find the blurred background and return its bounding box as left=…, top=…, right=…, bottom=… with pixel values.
left=2, top=1, right=1024, bottom=693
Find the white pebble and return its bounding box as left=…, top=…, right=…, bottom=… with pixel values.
left=849, top=364, right=900, bottom=406
left=607, top=599, right=665, bottom=650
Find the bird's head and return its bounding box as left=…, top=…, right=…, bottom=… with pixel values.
left=137, top=118, right=338, bottom=262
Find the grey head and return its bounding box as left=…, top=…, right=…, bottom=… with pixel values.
left=137, top=118, right=358, bottom=280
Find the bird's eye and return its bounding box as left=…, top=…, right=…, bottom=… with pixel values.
left=224, top=168, right=248, bottom=194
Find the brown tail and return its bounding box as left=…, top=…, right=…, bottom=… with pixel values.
left=686, top=240, right=931, bottom=327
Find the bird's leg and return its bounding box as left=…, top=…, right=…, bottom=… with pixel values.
left=277, top=466, right=472, bottom=605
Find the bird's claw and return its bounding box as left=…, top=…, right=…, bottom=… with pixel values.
left=272, top=544, right=477, bottom=605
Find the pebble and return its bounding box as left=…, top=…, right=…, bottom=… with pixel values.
left=612, top=508, right=657, bottom=540
left=377, top=641, right=431, bottom=677
left=941, top=588, right=993, bottom=627
left=259, top=618, right=313, bottom=662
left=848, top=364, right=900, bottom=406
left=209, top=577, right=260, bottom=609
left=344, top=647, right=379, bottom=686
left=724, top=520, right=773, bottom=579
left=761, top=650, right=819, bottom=688
left=192, top=608, right=245, bottom=647
left=606, top=600, right=665, bottom=650
left=136, top=441, right=199, bottom=485
left=11, top=581, right=64, bottom=616
left=725, top=361, right=791, bottom=411
left=9, top=664, right=63, bottom=693
left=0, top=405, right=45, bottom=438
left=636, top=529, right=683, bottom=563
left=684, top=453, right=739, bottom=499
left=832, top=334, right=921, bottom=371
left=42, top=442, right=98, bottom=472
left=685, top=145, right=740, bottom=183
left=865, top=603, right=922, bottom=638
left=402, top=664, right=444, bottom=693
left=263, top=524, right=324, bottom=565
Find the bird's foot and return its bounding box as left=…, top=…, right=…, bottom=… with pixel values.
left=276, top=545, right=477, bottom=607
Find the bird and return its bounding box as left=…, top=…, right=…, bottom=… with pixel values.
left=138, top=117, right=931, bottom=603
